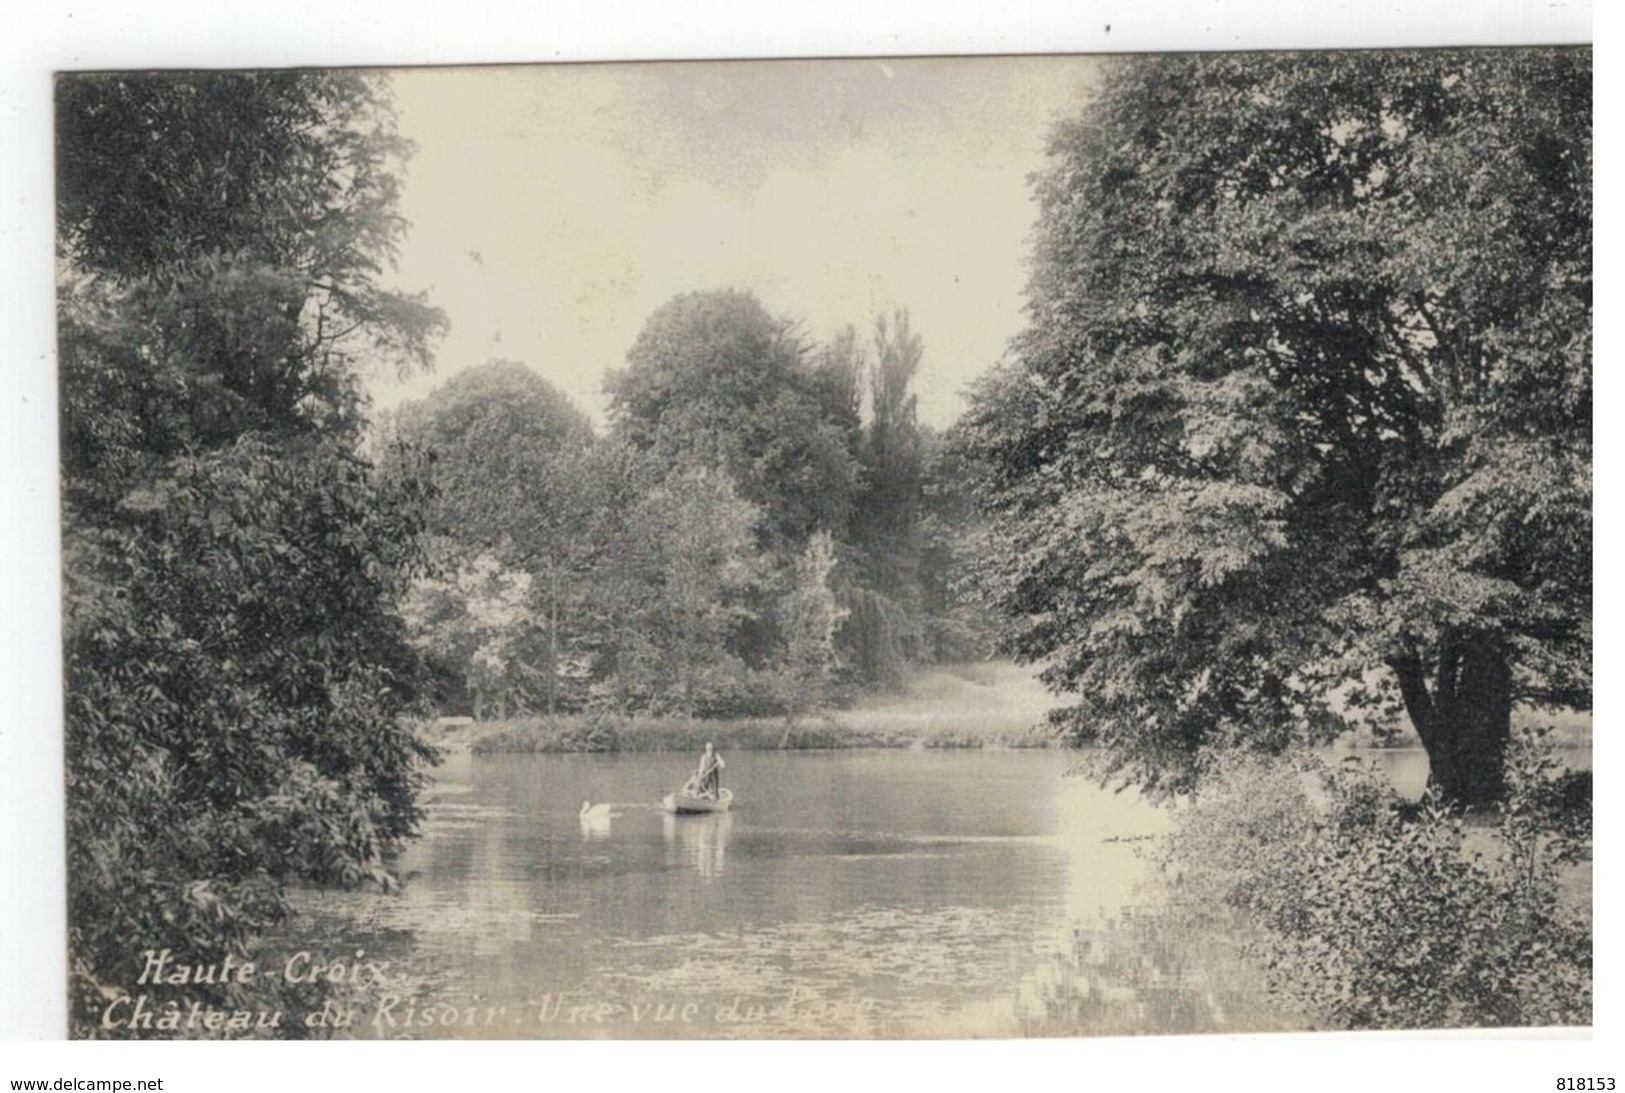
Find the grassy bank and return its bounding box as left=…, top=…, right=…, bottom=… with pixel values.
left=426, top=660, right=1595, bottom=757
left=429, top=661, right=1062, bottom=754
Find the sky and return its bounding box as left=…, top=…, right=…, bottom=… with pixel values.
left=370, top=57, right=1103, bottom=428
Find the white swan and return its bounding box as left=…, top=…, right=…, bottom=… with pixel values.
left=580, top=801, right=616, bottom=819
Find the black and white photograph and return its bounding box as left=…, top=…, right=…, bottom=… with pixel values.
left=7, top=4, right=1599, bottom=1072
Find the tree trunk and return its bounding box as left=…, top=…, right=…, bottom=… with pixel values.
left=676, top=621, right=695, bottom=720
left=1389, top=633, right=1512, bottom=809
left=548, top=568, right=559, bottom=718
left=779, top=679, right=799, bottom=750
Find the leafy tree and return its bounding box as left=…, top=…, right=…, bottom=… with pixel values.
left=778, top=531, right=848, bottom=726
left=565, top=440, right=670, bottom=712
left=854, top=309, right=925, bottom=578
left=604, top=290, right=982, bottom=705
left=811, top=323, right=866, bottom=450
left=387, top=360, right=598, bottom=713
left=382, top=354, right=786, bottom=720
left=840, top=311, right=930, bottom=685
left=612, top=466, right=765, bottom=718
left=959, top=49, right=1590, bottom=804
left=390, top=360, right=596, bottom=543
left=401, top=551, right=537, bottom=720
left=57, top=71, right=443, bottom=1034
left=916, top=428, right=1001, bottom=662
left=59, top=72, right=444, bottom=499
left=606, top=290, right=859, bottom=552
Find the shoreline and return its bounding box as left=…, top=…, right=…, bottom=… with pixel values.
left=436, top=712, right=1058, bottom=755
left=425, top=661, right=1064, bottom=754
left=417, top=658, right=1594, bottom=757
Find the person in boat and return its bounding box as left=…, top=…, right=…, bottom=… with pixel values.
left=693, top=741, right=725, bottom=799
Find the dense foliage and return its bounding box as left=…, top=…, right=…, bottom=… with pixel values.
left=958, top=49, right=1591, bottom=803
left=608, top=291, right=859, bottom=552
left=59, top=72, right=443, bottom=1035
left=382, top=360, right=600, bottom=715
left=383, top=361, right=774, bottom=718
left=391, top=293, right=994, bottom=722
left=1164, top=735, right=1591, bottom=1028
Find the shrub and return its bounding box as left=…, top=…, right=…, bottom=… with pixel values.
left=1163, top=731, right=1591, bottom=1029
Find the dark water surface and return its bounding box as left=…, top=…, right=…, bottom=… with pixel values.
left=297, top=749, right=1470, bottom=1038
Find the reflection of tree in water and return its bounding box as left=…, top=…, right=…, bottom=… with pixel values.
left=663, top=813, right=731, bottom=879
left=1011, top=903, right=1304, bottom=1037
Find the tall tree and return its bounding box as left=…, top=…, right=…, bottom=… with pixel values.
left=616, top=466, right=764, bottom=718
left=57, top=71, right=444, bottom=1033
left=400, top=551, right=537, bottom=720
left=916, top=427, right=1000, bottom=662
left=843, top=311, right=929, bottom=684
left=960, top=49, right=1590, bottom=804
left=387, top=360, right=598, bottom=713
left=606, top=290, right=859, bottom=552
left=778, top=531, right=848, bottom=728
left=858, top=308, right=925, bottom=567
left=58, top=72, right=443, bottom=496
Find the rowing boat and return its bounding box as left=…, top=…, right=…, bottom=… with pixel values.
left=662, top=787, right=734, bottom=814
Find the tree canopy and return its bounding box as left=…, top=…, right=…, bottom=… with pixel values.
left=383, top=360, right=600, bottom=715
left=58, top=71, right=443, bottom=1033
left=58, top=72, right=444, bottom=492
left=390, top=359, right=597, bottom=554
left=386, top=290, right=991, bottom=722
left=607, top=290, right=859, bottom=551
left=608, top=290, right=992, bottom=690
left=958, top=49, right=1591, bottom=803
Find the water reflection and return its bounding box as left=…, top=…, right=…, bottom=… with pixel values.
left=892, top=770, right=1300, bottom=1038
left=298, top=751, right=1303, bottom=1039
left=1006, top=906, right=1295, bottom=1037
left=663, top=812, right=731, bottom=878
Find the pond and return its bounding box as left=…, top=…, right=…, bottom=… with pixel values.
left=292, top=746, right=1510, bottom=1039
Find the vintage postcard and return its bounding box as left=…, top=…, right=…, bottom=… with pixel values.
left=54, top=48, right=1591, bottom=1041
